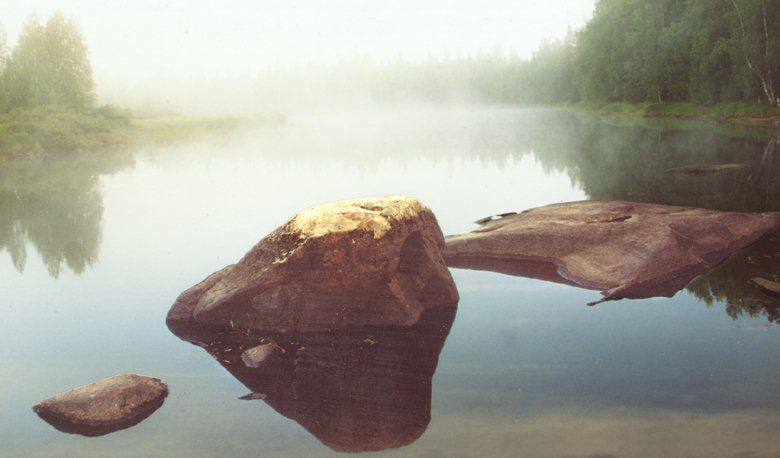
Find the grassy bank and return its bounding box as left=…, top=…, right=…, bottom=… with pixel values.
left=0, top=107, right=285, bottom=157
left=575, top=101, right=780, bottom=130
left=0, top=105, right=134, bottom=156
left=132, top=112, right=285, bottom=145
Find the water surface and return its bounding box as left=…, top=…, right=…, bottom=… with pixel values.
left=2, top=108, right=779, bottom=457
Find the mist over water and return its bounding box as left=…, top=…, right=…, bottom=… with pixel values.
left=3, top=1, right=595, bottom=115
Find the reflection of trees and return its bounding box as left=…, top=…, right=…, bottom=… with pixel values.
left=525, top=113, right=780, bottom=212
left=0, top=151, right=133, bottom=276
left=687, top=237, right=780, bottom=322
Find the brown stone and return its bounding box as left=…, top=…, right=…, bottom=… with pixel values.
left=240, top=341, right=283, bottom=368
left=33, top=374, right=168, bottom=436
left=751, top=277, right=780, bottom=297
left=167, top=196, right=458, bottom=333
left=443, top=200, right=780, bottom=304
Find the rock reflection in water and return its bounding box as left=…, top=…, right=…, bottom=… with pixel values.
left=168, top=304, right=457, bottom=453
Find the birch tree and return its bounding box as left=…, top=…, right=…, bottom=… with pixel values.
left=728, top=0, right=779, bottom=105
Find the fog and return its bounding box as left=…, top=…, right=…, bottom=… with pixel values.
left=3, top=0, right=594, bottom=114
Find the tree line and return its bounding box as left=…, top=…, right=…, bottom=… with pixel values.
left=2, top=3, right=778, bottom=120
left=436, top=0, right=780, bottom=106
left=0, top=12, right=95, bottom=112
left=575, top=0, right=779, bottom=106
left=244, top=0, right=778, bottom=109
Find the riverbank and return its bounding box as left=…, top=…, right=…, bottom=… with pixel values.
left=0, top=106, right=285, bottom=157
left=131, top=112, right=285, bottom=145
left=574, top=102, right=780, bottom=132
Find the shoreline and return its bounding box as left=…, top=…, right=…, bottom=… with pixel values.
left=0, top=110, right=285, bottom=158
left=572, top=102, right=780, bottom=133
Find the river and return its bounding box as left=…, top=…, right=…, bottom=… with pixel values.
left=2, top=107, right=779, bottom=457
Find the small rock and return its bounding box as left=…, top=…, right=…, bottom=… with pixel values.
left=33, top=374, right=168, bottom=436
left=752, top=277, right=780, bottom=297
left=238, top=392, right=268, bottom=400
left=241, top=341, right=282, bottom=368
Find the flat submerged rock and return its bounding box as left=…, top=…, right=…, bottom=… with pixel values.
left=33, top=374, right=168, bottom=436
left=444, top=200, right=780, bottom=304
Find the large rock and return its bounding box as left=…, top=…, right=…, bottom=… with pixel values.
left=33, top=374, right=168, bottom=436
left=167, top=196, right=458, bottom=333
left=444, top=200, right=780, bottom=304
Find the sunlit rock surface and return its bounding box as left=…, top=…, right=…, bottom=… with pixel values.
left=444, top=200, right=780, bottom=304
left=32, top=374, right=168, bottom=437
left=167, top=196, right=457, bottom=332
left=170, top=304, right=457, bottom=452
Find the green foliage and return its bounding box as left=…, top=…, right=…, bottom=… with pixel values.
left=0, top=148, right=134, bottom=276
left=0, top=12, right=132, bottom=156
left=576, top=0, right=780, bottom=106
left=131, top=113, right=282, bottom=145
left=0, top=105, right=132, bottom=155
left=2, top=12, right=94, bottom=110
left=596, top=103, right=647, bottom=115
left=578, top=101, right=780, bottom=128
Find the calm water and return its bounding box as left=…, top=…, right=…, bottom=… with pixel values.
left=2, top=107, right=780, bottom=457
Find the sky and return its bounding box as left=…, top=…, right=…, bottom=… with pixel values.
left=2, top=0, right=596, bottom=85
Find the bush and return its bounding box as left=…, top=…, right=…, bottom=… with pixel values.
left=0, top=105, right=134, bottom=155
left=643, top=102, right=697, bottom=116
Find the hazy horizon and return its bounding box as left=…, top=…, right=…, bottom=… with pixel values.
left=3, top=0, right=595, bottom=113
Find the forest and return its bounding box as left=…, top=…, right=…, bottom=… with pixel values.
left=574, top=0, right=779, bottom=106
left=167, top=0, right=779, bottom=114
left=341, top=0, right=780, bottom=107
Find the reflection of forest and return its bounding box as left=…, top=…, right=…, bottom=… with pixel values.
left=687, top=237, right=780, bottom=323
left=521, top=112, right=780, bottom=213
left=0, top=151, right=133, bottom=276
